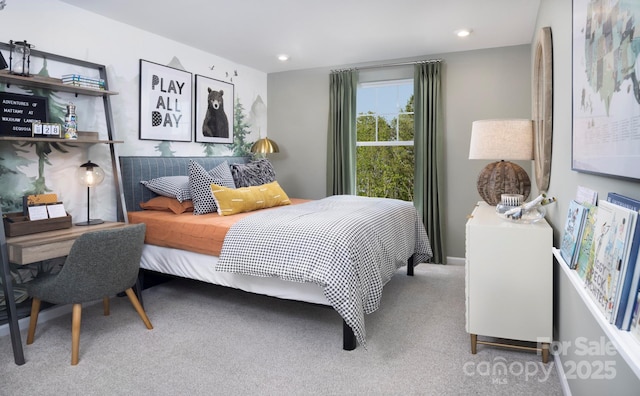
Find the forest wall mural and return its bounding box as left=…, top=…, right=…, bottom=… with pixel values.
left=0, top=1, right=268, bottom=223
left=0, top=0, right=269, bottom=313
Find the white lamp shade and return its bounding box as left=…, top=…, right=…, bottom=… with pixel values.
left=469, top=119, right=533, bottom=160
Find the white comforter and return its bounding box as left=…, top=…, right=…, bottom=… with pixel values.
left=216, top=195, right=433, bottom=347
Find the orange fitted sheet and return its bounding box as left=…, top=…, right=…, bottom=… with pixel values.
left=128, top=198, right=309, bottom=257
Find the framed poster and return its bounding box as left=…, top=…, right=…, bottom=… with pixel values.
left=194, top=74, right=234, bottom=143
left=0, top=92, right=48, bottom=137
left=572, top=0, right=640, bottom=180
left=139, top=59, right=192, bottom=141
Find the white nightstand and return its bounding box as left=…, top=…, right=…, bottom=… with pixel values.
left=465, top=201, right=553, bottom=362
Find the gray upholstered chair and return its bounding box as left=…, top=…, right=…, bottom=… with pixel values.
left=25, top=223, right=152, bottom=365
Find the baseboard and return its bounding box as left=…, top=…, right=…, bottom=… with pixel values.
left=554, top=349, right=572, bottom=396
left=447, top=256, right=465, bottom=266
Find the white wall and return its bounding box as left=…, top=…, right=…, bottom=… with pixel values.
left=533, top=2, right=640, bottom=243
left=536, top=0, right=640, bottom=394
left=267, top=69, right=329, bottom=199
left=0, top=0, right=267, bottom=222
left=268, top=45, right=533, bottom=260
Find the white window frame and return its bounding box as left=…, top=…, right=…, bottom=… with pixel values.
left=356, top=78, right=414, bottom=147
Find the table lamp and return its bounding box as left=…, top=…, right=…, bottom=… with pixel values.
left=251, top=137, right=279, bottom=157
left=76, top=160, right=105, bottom=225
left=469, top=119, right=533, bottom=206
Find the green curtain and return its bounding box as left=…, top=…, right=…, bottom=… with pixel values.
left=327, top=69, right=358, bottom=195
left=414, top=61, right=446, bottom=264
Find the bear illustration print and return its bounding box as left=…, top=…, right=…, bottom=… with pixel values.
left=202, top=88, right=229, bottom=138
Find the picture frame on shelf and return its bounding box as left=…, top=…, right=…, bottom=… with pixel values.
left=194, top=74, right=234, bottom=144
left=138, top=59, right=192, bottom=142
left=0, top=92, right=48, bottom=138
left=571, top=0, right=640, bottom=180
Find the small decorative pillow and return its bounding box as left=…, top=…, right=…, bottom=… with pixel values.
left=139, top=196, right=194, bottom=214
left=210, top=181, right=291, bottom=216
left=188, top=160, right=236, bottom=215
left=140, top=176, right=191, bottom=202
left=229, top=158, right=276, bottom=188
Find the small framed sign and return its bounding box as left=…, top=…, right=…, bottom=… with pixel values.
left=32, top=122, right=62, bottom=138
left=0, top=92, right=49, bottom=137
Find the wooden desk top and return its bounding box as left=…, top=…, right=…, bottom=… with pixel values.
left=7, top=222, right=127, bottom=265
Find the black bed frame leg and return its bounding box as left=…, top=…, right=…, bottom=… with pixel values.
left=407, top=256, right=414, bottom=276
left=343, top=320, right=356, bottom=351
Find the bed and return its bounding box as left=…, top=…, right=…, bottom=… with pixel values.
left=119, top=155, right=433, bottom=350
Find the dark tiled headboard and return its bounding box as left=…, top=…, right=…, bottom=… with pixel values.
left=118, top=156, right=250, bottom=213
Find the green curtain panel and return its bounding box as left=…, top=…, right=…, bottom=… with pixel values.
left=414, top=61, right=446, bottom=264
left=327, top=69, right=358, bottom=195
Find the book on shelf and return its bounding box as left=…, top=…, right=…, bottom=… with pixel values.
left=575, top=203, right=598, bottom=280
left=607, top=192, right=640, bottom=330
left=629, top=290, right=640, bottom=344
left=61, top=74, right=105, bottom=89
left=576, top=185, right=598, bottom=206
left=62, top=81, right=105, bottom=90
left=559, top=200, right=589, bottom=268
left=61, top=77, right=104, bottom=84
left=583, top=200, right=637, bottom=323
left=61, top=74, right=104, bottom=82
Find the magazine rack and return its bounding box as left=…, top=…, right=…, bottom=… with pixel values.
left=553, top=248, right=640, bottom=379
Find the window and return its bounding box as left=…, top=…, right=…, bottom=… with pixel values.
left=356, top=79, right=414, bottom=201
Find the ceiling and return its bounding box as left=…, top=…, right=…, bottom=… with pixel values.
left=59, top=0, right=540, bottom=74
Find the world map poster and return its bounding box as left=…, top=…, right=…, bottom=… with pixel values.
left=572, top=0, right=640, bottom=180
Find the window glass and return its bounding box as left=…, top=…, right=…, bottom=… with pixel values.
left=356, top=79, right=414, bottom=201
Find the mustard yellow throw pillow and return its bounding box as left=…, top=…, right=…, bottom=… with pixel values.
left=210, top=181, right=291, bottom=216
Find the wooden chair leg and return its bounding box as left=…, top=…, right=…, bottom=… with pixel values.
left=26, top=297, right=41, bottom=345
left=103, top=297, right=110, bottom=316
left=124, top=288, right=153, bottom=330
left=71, top=303, right=82, bottom=366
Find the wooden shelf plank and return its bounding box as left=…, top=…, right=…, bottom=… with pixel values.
left=0, top=70, right=117, bottom=96
left=553, top=248, right=640, bottom=379
left=0, top=136, right=122, bottom=144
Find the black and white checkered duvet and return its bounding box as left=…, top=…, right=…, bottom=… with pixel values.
left=216, top=195, right=433, bottom=347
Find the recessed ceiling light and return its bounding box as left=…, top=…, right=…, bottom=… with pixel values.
left=455, top=29, right=472, bottom=38
left=277, top=54, right=290, bottom=62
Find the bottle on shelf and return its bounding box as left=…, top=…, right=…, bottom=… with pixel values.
left=63, top=102, right=78, bottom=140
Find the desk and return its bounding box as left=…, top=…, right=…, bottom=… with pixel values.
left=7, top=222, right=127, bottom=265
left=1, top=222, right=127, bottom=364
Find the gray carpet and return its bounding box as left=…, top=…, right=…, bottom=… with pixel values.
left=0, top=264, right=563, bottom=395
